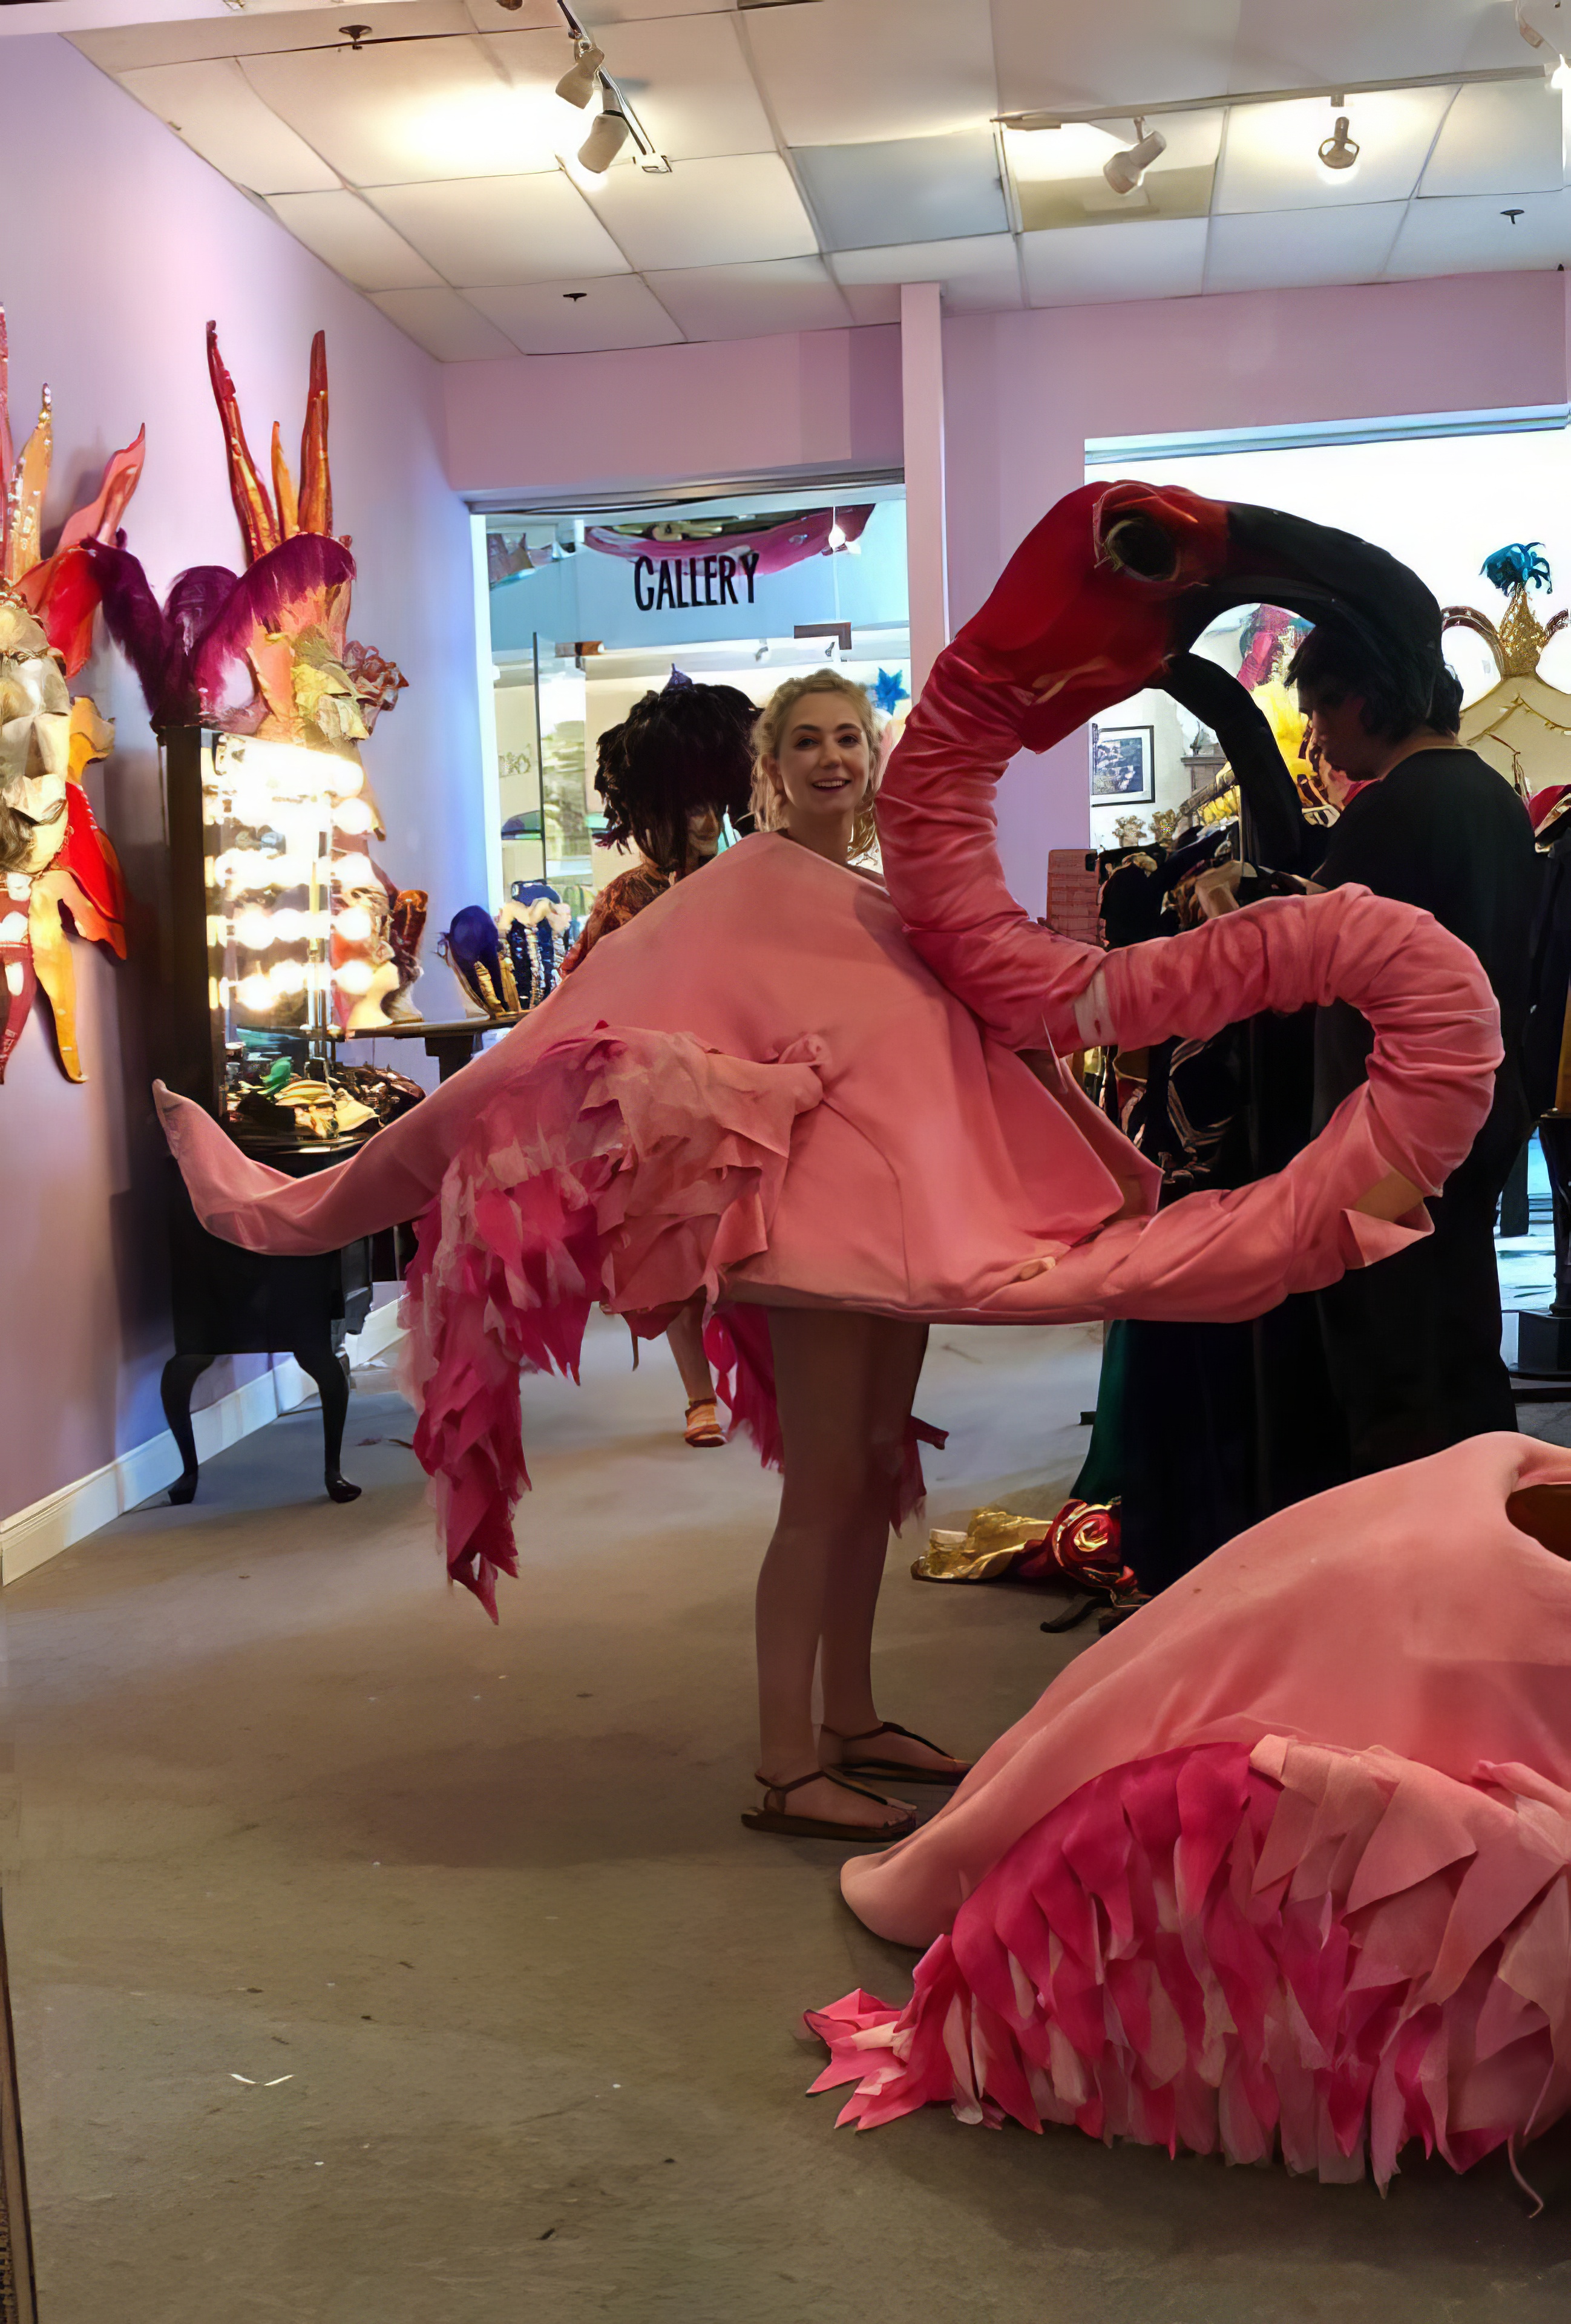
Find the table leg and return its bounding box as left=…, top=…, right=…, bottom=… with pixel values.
left=292, top=1341, right=362, bottom=1503
left=162, top=1353, right=216, bottom=1505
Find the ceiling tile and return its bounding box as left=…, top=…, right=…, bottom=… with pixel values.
left=1021, top=215, right=1209, bottom=306
left=582, top=152, right=815, bottom=268
left=1385, top=188, right=1571, bottom=278
left=839, top=283, right=903, bottom=324
left=265, top=190, right=445, bottom=289
left=793, top=131, right=1006, bottom=249
left=1004, top=112, right=1222, bottom=233
left=1229, top=0, right=1527, bottom=88
left=241, top=36, right=580, bottom=186
left=73, top=3, right=469, bottom=76
left=118, top=59, right=340, bottom=194
left=991, top=0, right=1239, bottom=112
left=368, top=173, right=631, bottom=284
left=1204, top=201, right=1405, bottom=293
left=744, top=0, right=999, bottom=144
left=571, top=11, right=776, bottom=159
left=1421, top=79, right=1564, bottom=199
left=468, top=274, right=686, bottom=352
left=1215, top=87, right=1453, bottom=214
left=579, top=0, right=742, bottom=16
left=370, top=286, right=519, bottom=359
left=830, top=234, right=1021, bottom=311
left=645, top=258, right=853, bottom=340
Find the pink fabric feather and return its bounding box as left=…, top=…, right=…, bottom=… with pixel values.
left=809, top=1734, right=1571, bottom=2191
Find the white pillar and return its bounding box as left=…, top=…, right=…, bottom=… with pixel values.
left=900, top=281, right=949, bottom=698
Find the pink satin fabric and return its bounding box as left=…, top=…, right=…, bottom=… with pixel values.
left=841, top=1433, right=1571, bottom=1949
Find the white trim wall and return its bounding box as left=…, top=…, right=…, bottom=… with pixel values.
left=0, top=1301, right=407, bottom=1588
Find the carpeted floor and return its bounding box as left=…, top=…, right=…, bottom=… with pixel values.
left=4, top=1315, right=1570, bottom=2323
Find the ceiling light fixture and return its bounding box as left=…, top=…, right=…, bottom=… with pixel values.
left=1103, top=116, right=1166, bottom=195
left=1552, top=54, right=1571, bottom=90
left=555, top=37, right=605, bottom=108
left=578, top=101, right=632, bottom=174
left=826, top=517, right=847, bottom=550
left=1317, top=102, right=1360, bottom=172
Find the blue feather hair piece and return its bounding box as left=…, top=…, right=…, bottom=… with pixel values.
left=1482, top=541, right=1552, bottom=596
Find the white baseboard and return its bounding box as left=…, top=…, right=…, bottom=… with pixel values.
left=0, top=1301, right=407, bottom=1587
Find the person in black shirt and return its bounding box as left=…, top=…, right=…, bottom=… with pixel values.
left=1288, top=620, right=1538, bottom=1472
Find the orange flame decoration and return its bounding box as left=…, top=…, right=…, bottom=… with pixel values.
left=206, top=320, right=332, bottom=563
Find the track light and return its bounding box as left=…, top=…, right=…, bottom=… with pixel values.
left=1103, top=116, right=1166, bottom=195
left=1553, top=54, right=1571, bottom=90
left=754, top=641, right=770, bottom=663
left=1317, top=105, right=1360, bottom=172
left=827, top=519, right=848, bottom=550
left=555, top=38, right=604, bottom=107
left=578, top=102, right=632, bottom=173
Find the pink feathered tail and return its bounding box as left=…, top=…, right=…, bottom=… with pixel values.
left=704, top=1304, right=946, bottom=1530
left=808, top=1739, right=1571, bottom=2192
left=400, top=1028, right=823, bottom=1614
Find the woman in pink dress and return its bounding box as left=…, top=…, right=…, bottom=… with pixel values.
left=155, top=481, right=1506, bottom=1908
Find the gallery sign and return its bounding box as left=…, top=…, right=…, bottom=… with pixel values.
left=632, top=550, right=760, bottom=611
left=585, top=505, right=874, bottom=617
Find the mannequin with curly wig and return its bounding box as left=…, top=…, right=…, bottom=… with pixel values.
left=564, top=671, right=758, bottom=1443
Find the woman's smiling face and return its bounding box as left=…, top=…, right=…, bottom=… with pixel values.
left=766, top=691, right=873, bottom=834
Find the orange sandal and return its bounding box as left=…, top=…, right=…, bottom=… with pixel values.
left=741, top=1768, right=917, bottom=1843
left=684, top=1396, right=725, bottom=1448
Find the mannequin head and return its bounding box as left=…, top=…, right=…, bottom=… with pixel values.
left=594, top=677, right=756, bottom=877
left=751, top=674, right=879, bottom=865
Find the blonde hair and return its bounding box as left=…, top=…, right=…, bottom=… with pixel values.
left=750, top=672, right=881, bottom=862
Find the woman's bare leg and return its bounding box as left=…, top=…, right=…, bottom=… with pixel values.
left=664, top=1296, right=713, bottom=1403
left=754, top=1308, right=943, bottom=1830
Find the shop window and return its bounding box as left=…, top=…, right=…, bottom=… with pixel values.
left=480, top=482, right=908, bottom=924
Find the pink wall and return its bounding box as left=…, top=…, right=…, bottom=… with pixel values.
left=444, top=268, right=1571, bottom=915
left=445, top=324, right=902, bottom=501
left=0, top=35, right=487, bottom=1525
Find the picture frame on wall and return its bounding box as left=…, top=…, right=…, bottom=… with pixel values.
left=1090, top=723, right=1155, bottom=805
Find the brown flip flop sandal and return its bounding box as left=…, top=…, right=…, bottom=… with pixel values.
left=821, top=1720, right=972, bottom=1785
left=741, top=1768, right=918, bottom=1843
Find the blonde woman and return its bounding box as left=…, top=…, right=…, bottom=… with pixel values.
left=726, top=673, right=971, bottom=1843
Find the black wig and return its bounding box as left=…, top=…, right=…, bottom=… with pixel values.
left=594, top=675, right=757, bottom=875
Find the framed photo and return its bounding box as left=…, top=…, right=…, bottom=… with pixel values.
left=1091, top=723, right=1155, bottom=804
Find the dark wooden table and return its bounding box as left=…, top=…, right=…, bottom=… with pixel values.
left=341, top=1014, right=520, bottom=1082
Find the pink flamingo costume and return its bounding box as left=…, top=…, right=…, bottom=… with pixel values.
left=155, top=481, right=1567, bottom=2186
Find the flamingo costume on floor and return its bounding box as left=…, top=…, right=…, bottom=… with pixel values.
left=157, top=482, right=1571, bottom=2187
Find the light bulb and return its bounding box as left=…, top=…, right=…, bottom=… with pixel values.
left=1317, top=110, right=1360, bottom=172
left=333, top=959, right=376, bottom=995
left=1103, top=117, right=1167, bottom=195
left=269, top=958, right=307, bottom=996
left=272, top=907, right=303, bottom=944
left=326, top=759, right=365, bottom=799
left=231, top=786, right=274, bottom=830
left=555, top=38, right=604, bottom=107
left=333, top=798, right=374, bottom=835
left=335, top=905, right=374, bottom=944
left=236, top=973, right=273, bottom=1012
left=579, top=105, right=631, bottom=173
left=234, top=908, right=275, bottom=951
left=827, top=520, right=847, bottom=550
left=333, top=853, right=376, bottom=891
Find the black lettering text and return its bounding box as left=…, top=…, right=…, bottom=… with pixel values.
left=740, top=551, right=759, bottom=603
left=655, top=559, right=676, bottom=611
left=718, top=554, right=738, bottom=605
left=703, top=553, right=717, bottom=605
left=633, top=555, right=655, bottom=611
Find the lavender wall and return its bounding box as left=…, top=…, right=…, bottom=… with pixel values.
left=0, top=36, right=487, bottom=1525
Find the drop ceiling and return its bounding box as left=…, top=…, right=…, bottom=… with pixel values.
left=47, top=0, right=1571, bottom=362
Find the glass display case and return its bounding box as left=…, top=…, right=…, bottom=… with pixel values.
left=160, top=725, right=384, bottom=1155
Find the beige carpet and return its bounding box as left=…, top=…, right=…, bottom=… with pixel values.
left=4, top=1315, right=1569, bottom=2322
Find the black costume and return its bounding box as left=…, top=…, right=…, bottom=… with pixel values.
left=1313, top=750, right=1538, bottom=1471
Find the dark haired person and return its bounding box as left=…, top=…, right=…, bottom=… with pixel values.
left=563, top=670, right=758, bottom=1446
left=1290, top=622, right=1538, bottom=1472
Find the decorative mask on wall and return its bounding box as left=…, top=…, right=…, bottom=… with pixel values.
left=0, top=309, right=138, bottom=1082
left=88, top=323, right=425, bottom=1031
